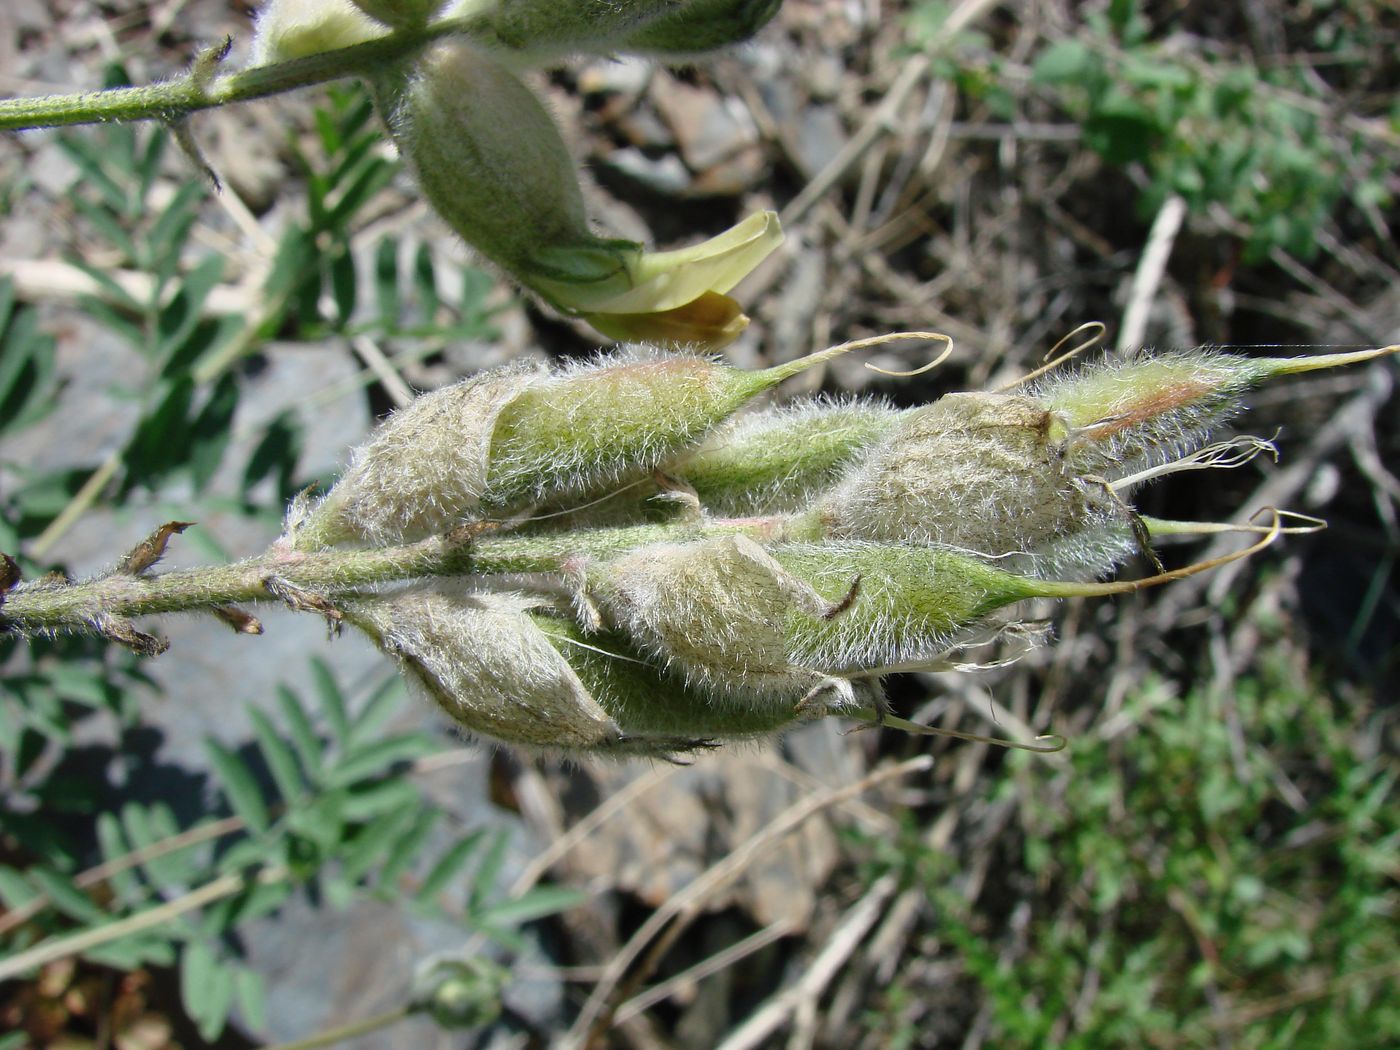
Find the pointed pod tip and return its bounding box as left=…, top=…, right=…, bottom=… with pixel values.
left=1254, top=343, right=1400, bottom=379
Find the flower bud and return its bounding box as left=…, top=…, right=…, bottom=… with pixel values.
left=250, top=0, right=389, bottom=65
left=411, top=957, right=506, bottom=1030
left=381, top=41, right=782, bottom=348
left=801, top=392, right=1131, bottom=577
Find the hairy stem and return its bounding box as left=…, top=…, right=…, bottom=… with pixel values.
left=0, top=16, right=483, bottom=133
left=0, top=519, right=771, bottom=640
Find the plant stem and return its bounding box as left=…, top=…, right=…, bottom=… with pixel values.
left=0, top=520, right=770, bottom=640
left=263, top=1005, right=418, bottom=1050
left=0, top=17, right=481, bottom=133
left=0, top=865, right=288, bottom=982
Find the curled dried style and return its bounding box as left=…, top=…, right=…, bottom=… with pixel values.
left=2, top=340, right=1394, bottom=757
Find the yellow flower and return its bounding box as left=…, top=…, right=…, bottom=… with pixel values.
left=381, top=38, right=783, bottom=349
left=532, top=211, right=783, bottom=349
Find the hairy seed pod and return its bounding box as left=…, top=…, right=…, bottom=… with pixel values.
left=298, top=366, right=539, bottom=547
left=619, top=0, right=785, bottom=55
left=800, top=392, right=1132, bottom=577
left=590, top=536, right=819, bottom=704
left=589, top=533, right=1237, bottom=706
left=348, top=0, right=439, bottom=27
left=1037, top=346, right=1400, bottom=479
left=346, top=589, right=712, bottom=756
left=301, top=342, right=874, bottom=547
left=531, top=615, right=817, bottom=743
left=672, top=400, right=902, bottom=516
left=587, top=535, right=1060, bottom=707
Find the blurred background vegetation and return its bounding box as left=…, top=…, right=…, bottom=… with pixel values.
left=1, top=0, right=1397, bottom=1046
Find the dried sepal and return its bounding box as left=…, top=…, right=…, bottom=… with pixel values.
left=212, top=605, right=265, bottom=635
left=94, top=615, right=168, bottom=657
left=117, top=521, right=196, bottom=576
left=264, top=576, right=343, bottom=626
left=0, top=553, right=19, bottom=604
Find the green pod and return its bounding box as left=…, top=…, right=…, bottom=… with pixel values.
left=675, top=400, right=902, bottom=516
left=532, top=615, right=814, bottom=743
left=348, top=0, right=439, bottom=27
left=377, top=40, right=609, bottom=289
left=589, top=536, right=1046, bottom=707
left=443, top=0, right=683, bottom=63
left=590, top=534, right=1198, bottom=704
left=517, top=399, right=901, bottom=530
left=1038, top=345, right=1399, bottom=478
left=300, top=343, right=862, bottom=547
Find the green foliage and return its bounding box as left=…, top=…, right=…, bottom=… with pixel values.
left=870, top=651, right=1400, bottom=1048
left=1027, top=11, right=1391, bottom=260
left=0, top=660, right=579, bottom=1042
left=0, top=75, right=520, bottom=1046
left=907, top=0, right=1395, bottom=262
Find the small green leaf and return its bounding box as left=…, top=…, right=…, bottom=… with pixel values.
left=83, top=932, right=177, bottom=970
left=28, top=866, right=108, bottom=923
left=469, top=831, right=510, bottom=913
left=206, top=740, right=271, bottom=834
left=189, top=373, right=241, bottom=491
left=181, top=939, right=236, bottom=1043
left=416, top=830, right=487, bottom=905
left=338, top=776, right=421, bottom=823
left=326, top=733, right=437, bottom=788
left=1032, top=40, right=1096, bottom=86
left=338, top=805, right=419, bottom=884
left=235, top=966, right=268, bottom=1034
left=412, top=243, right=439, bottom=322
left=310, top=658, right=351, bottom=748
left=96, top=813, right=146, bottom=905
left=378, top=810, right=440, bottom=887
left=155, top=255, right=226, bottom=371
left=250, top=707, right=306, bottom=806
left=276, top=684, right=325, bottom=782
left=476, top=885, right=587, bottom=927
left=0, top=865, right=41, bottom=909
left=347, top=674, right=407, bottom=746
left=374, top=237, right=399, bottom=329
left=328, top=245, right=357, bottom=327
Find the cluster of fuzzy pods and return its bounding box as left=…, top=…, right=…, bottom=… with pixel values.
left=296, top=336, right=1395, bottom=757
